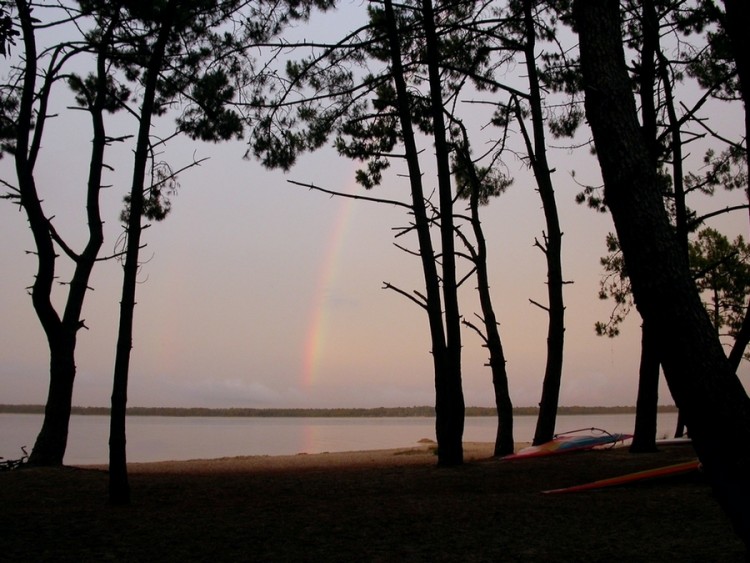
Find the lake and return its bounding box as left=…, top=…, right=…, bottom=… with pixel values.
left=1, top=411, right=681, bottom=465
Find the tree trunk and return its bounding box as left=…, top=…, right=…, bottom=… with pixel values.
left=721, top=1, right=749, bottom=183
left=28, top=344, right=76, bottom=465
left=382, top=0, right=463, bottom=466
left=456, top=131, right=514, bottom=457
left=722, top=0, right=750, bottom=369
left=728, top=310, right=750, bottom=370
left=421, top=0, right=464, bottom=466
left=625, top=0, right=664, bottom=448
left=108, top=3, right=176, bottom=505
left=630, top=320, right=659, bottom=453
left=517, top=0, right=566, bottom=446
left=491, top=355, right=514, bottom=457
left=15, top=0, right=65, bottom=467
left=15, top=0, right=106, bottom=466
left=471, top=198, right=514, bottom=458
left=674, top=410, right=686, bottom=439
left=575, top=0, right=750, bottom=548
left=659, top=15, right=690, bottom=442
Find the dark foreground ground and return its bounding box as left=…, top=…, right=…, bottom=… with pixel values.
left=0, top=442, right=745, bottom=561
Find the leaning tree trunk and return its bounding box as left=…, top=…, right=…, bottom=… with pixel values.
left=109, top=3, right=175, bottom=505
left=575, top=0, right=750, bottom=548
left=456, top=131, right=515, bottom=457
left=723, top=0, right=750, bottom=370
left=721, top=0, right=749, bottom=197
left=469, top=192, right=514, bottom=458
left=728, top=311, right=750, bottom=370
left=630, top=320, right=660, bottom=453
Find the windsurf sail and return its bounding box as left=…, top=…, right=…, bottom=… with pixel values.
left=502, top=428, right=632, bottom=460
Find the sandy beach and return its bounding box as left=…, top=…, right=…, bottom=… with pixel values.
left=1, top=441, right=745, bottom=561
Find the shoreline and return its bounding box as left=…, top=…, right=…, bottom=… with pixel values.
left=77, top=440, right=510, bottom=473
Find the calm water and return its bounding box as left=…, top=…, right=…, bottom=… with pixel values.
left=1, top=411, right=680, bottom=465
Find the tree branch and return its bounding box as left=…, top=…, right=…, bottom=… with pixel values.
left=46, top=216, right=80, bottom=262
left=529, top=298, right=549, bottom=312
left=691, top=204, right=750, bottom=228
left=287, top=179, right=411, bottom=209
left=533, top=235, right=548, bottom=254
left=382, top=281, right=428, bottom=310
left=462, top=316, right=489, bottom=345
left=456, top=265, right=477, bottom=288
left=685, top=101, right=746, bottom=151
left=393, top=242, right=422, bottom=257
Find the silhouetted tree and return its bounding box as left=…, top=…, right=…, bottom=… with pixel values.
left=472, top=0, right=577, bottom=445
left=1, top=1, right=122, bottom=466
left=574, top=0, right=750, bottom=548
left=717, top=0, right=750, bottom=369
left=515, top=0, right=568, bottom=446
left=251, top=0, right=511, bottom=465
left=454, top=124, right=515, bottom=457
left=690, top=228, right=750, bottom=341
left=578, top=0, right=747, bottom=449
left=99, top=0, right=321, bottom=503
left=106, top=0, right=185, bottom=506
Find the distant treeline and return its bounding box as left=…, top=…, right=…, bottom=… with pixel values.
left=1, top=404, right=677, bottom=417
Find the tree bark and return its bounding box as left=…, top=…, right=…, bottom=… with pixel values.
left=721, top=1, right=749, bottom=182
left=728, top=311, right=750, bottom=370
left=630, top=320, right=659, bottom=452
left=574, top=0, right=750, bottom=548
left=722, top=0, right=750, bottom=370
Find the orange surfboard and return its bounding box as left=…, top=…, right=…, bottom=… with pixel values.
left=542, top=460, right=701, bottom=494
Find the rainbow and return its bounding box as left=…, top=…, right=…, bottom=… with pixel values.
left=301, top=186, right=356, bottom=388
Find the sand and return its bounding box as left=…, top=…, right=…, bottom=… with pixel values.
left=0, top=441, right=746, bottom=561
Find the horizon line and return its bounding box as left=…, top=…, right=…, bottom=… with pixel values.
left=1, top=404, right=679, bottom=416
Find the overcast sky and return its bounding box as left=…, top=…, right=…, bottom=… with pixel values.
left=1, top=2, right=749, bottom=410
